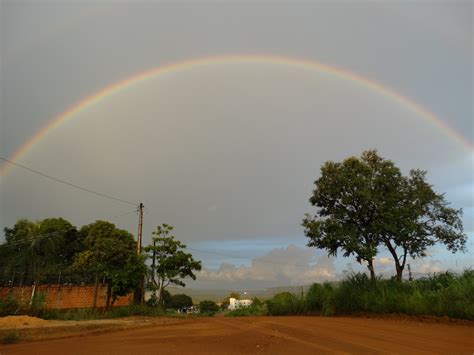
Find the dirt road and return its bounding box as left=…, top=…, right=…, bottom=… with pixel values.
left=1, top=316, right=473, bottom=354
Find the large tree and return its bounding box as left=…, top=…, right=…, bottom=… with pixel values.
left=303, top=150, right=465, bottom=281
left=71, top=221, right=146, bottom=308
left=145, top=224, right=201, bottom=304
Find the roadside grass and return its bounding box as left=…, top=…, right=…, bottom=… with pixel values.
left=225, top=305, right=267, bottom=317
left=265, top=270, right=474, bottom=320
left=40, top=305, right=166, bottom=321
left=1, top=330, right=20, bottom=344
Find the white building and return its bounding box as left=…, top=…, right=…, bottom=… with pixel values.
left=228, top=297, right=253, bottom=310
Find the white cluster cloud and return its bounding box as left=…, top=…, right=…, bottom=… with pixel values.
left=195, top=245, right=336, bottom=288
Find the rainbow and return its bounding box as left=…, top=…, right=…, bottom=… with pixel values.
left=1, top=54, right=472, bottom=175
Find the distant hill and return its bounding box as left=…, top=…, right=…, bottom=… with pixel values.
left=166, top=285, right=314, bottom=302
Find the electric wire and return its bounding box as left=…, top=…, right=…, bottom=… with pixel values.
left=0, top=157, right=138, bottom=206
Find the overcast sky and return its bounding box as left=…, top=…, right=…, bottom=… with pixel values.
left=1, top=1, right=472, bottom=289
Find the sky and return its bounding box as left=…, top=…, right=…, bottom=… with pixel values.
left=0, top=0, right=472, bottom=290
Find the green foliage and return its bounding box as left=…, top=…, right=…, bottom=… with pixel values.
left=1, top=331, right=20, bottom=344
left=166, top=294, right=193, bottom=309
left=229, top=292, right=240, bottom=300
left=29, top=292, right=46, bottom=316
left=40, top=308, right=100, bottom=321
left=107, top=304, right=165, bottom=318
left=1, top=218, right=80, bottom=283
left=303, top=150, right=466, bottom=281
left=305, top=282, right=335, bottom=316
left=41, top=305, right=165, bottom=320
left=226, top=303, right=267, bottom=317
left=199, top=300, right=219, bottom=316
left=266, top=271, right=474, bottom=320
left=251, top=296, right=263, bottom=307
left=0, top=292, right=20, bottom=316
left=71, top=221, right=145, bottom=307
left=145, top=224, right=201, bottom=304
left=266, top=292, right=306, bottom=316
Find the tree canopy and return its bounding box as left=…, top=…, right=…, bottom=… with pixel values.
left=303, top=150, right=466, bottom=280
left=1, top=218, right=80, bottom=283
left=71, top=220, right=146, bottom=307
left=166, top=294, right=193, bottom=309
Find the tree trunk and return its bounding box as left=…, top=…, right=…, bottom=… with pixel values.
left=395, top=262, right=403, bottom=281
left=106, top=284, right=112, bottom=309
left=367, top=259, right=376, bottom=281
left=92, top=273, right=99, bottom=310
left=385, top=241, right=405, bottom=282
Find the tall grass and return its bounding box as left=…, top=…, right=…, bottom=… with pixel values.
left=265, top=270, right=473, bottom=320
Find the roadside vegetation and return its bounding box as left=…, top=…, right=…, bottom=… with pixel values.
left=265, top=271, right=474, bottom=320
left=1, top=330, right=20, bottom=344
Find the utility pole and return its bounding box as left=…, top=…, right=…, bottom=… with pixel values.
left=137, top=202, right=144, bottom=255
left=134, top=202, right=145, bottom=304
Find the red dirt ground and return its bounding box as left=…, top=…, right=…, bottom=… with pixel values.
left=1, top=316, right=473, bottom=354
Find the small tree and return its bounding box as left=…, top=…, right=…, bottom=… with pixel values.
left=199, top=300, right=219, bottom=316
left=168, top=294, right=193, bottom=309
left=145, top=224, right=201, bottom=304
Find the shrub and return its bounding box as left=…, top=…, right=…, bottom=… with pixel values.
left=199, top=300, right=219, bottom=316
left=29, top=292, right=46, bottom=316
left=0, top=292, right=20, bottom=316
left=226, top=304, right=267, bottom=317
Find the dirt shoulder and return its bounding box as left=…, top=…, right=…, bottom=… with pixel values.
left=0, top=316, right=185, bottom=343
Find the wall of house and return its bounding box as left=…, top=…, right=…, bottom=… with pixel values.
left=0, top=284, right=133, bottom=309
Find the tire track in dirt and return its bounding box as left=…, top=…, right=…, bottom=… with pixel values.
left=213, top=317, right=353, bottom=354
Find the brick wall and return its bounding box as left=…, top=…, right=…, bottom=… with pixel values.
left=0, top=284, right=133, bottom=309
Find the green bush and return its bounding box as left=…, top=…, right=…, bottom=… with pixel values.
left=199, top=300, right=219, bottom=316
left=0, top=292, right=20, bottom=316
left=226, top=304, right=267, bottom=317
left=29, top=292, right=46, bottom=316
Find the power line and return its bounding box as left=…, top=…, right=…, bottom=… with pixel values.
left=0, top=157, right=137, bottom=206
